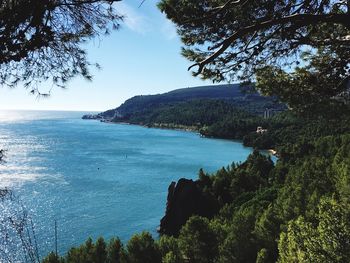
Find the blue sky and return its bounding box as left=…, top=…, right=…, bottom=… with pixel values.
left=0, top=1, right=215, bottom=112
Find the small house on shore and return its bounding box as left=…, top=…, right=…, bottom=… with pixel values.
left=256, top=126, right=268, bottom=134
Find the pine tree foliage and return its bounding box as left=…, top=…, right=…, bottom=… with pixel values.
left=0, top=0, right=123, bottom=94
left=158, top=0, right=350, bottom=109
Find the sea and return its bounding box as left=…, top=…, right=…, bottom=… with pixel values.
left=0, top=110, right=253, bottom=259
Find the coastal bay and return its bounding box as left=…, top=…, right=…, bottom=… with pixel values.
left=0, top=110, right=253, bottom=256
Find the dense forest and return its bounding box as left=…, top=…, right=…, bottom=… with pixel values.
left=85, top=95, right=350, bottom=152
left=82, top=84, right=288, bottom=150
left=110, top=99, right=267, bottom=141
left=36, top=1, right=350, bottom=261
left=83, top=84, right=285, bottom=121
left=43, top=104, right=350, bottom=262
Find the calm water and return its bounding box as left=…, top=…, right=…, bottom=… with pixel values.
left=0, top=110, right=252, bottom=257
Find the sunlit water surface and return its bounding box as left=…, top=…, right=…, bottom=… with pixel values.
left=0, top=110, right=253, bottom=256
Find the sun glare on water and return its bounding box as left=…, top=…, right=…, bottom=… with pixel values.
left=0, top=110, right=26, bottom=122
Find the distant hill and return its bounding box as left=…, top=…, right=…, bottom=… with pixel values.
left=83, top=84, right=285, bottom=120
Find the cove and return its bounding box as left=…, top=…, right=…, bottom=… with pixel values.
left=0, top=110, right=253, bottom=256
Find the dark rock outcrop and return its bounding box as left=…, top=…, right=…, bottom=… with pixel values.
left=159, top=178, right=217, bottom=236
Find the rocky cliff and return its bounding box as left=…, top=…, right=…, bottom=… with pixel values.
left=159, top=178, right=217, bottom=236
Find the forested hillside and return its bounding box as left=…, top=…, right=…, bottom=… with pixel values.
left=45, top=105, right=350, bottom=263
left=83, top=84, right=285, bottom=121
left=82, top=85, right=287, bottom=150
left=84, top=95, right=350, bottom=152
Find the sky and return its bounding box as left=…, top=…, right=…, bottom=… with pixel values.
left=0, top=1, right=215, bottom=112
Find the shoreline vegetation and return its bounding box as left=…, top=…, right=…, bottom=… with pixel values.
left=82, top=84, right=288, bottom=155
left=99, top=119, right=279, bottom=157
left=101, top=120, right=200, bottom=133
left=106, top=119, right=282, bottom=159
left=146, top=122, right=199, bottom=133
left=86, top=115, right=281, bottom=154
left=75, top=91, right=350, bottom=263
left=45, top=109, right=350, bottom=262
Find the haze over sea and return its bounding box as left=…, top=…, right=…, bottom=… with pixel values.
left=0, top=110, right=252, bottom=256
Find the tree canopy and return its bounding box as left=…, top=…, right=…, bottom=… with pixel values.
left=0, top=0, right=123, bottom=94
left=41, top=129, right=350, bottom=262
left=158, top=0, right=350, bottom=110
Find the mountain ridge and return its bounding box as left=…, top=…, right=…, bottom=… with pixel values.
left=82, top=84, right=285, bottom=121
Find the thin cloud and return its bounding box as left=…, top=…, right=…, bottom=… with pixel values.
left=161, top=16, right=178, bottom=40
left=116, top=2, right=152, bottom=34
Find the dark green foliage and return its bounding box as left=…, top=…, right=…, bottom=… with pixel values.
left=158, top=236, right=182, bottom=263
left=44, top=127, right=350, bottom=262
left=86, top=85, right=292, bottom=149
left=42, top=252, right=63, bottom=263
left=242, top=108, right=350, bottom=150
left=278, top=197, right=350, bottom=262
left=158, top=0, right=350, bottom=80
left=43, top=237, right=125, bottom=263
left=179, top=119, right=350, bottom=262
left=91, top=87, right=350, bottom=152
left=91, top=84, right=285, bottom=121
left=256, top=248, right=269, bottom=263
left=55, top=79, right=350, bottom=263
left=0, top=1, right=123, bottom=94
left=255, top=46, right=350, bottom=112
left=106, top=238, right=123, bottom=263
left=178, top=216, right=218, bottom=263
left=125, top=232, right=161, bottom=263
left=113, top=97, right=279, bottom=147
left=114, top=84, right=283, bottom=117
left=219, top=207, right=259, bottom=262
left=123, top=99, right=254, bottom=128
left=200, top=112, right=264, bottom=140
left=158, top=0, right=350, bottom=110
left=95, top=237, right=107, bottom=263
left=196, top=152, right=274, bottom=212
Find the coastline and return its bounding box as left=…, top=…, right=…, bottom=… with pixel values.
left=146, top=122, right=199, bottom=133
left=96, top=120, right=259, bottom=150
left=98, top=119, right=200, bottom=134
left=86, top=118, right=276, bottom=156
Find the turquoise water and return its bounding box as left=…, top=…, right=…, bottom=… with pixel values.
left=0, top=110, right=252, bottom=257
